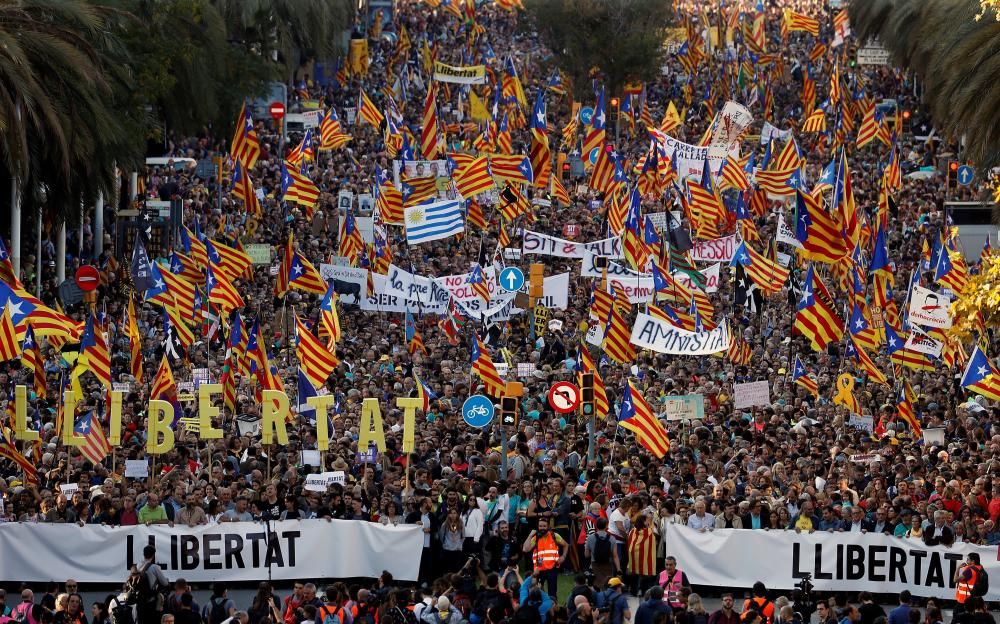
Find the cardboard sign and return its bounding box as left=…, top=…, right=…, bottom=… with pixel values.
left=59, top=483, right=79, bottom=496
left=246, top=244, right=272, bottom=265
left=662, top=395, right=706, bottom=420
left=125, top=460, right=149, bottom=479
left=305, top=474, right=329, bottom=492
left=300, top=450, right=322, bottom=467
left=848, top=413, right=874, bottom=432
left=908, top=285, right=952, bottom=329
left=733, top=381, right=771, bottom=409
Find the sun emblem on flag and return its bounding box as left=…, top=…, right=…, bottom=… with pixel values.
left=407, top=208, right=424, bottom=224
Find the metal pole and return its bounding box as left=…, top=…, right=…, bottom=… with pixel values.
left=587, top=415, right=595, bottom=463
left=56, top=222, right=66, bottom=283
left=129, top=172, right=138, bottom=203
left=10, top=177, right=20, bottom=279
left=80, top=201, right=85, bottom=261
left=94, top=191, right=104, bottom=257
left=9, top=102, right=21, bottom=277
left=35, top=209, right=41, bottom=298
left=500, top=423, right=508, bottom=478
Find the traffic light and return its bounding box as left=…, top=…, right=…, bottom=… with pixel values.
left=529, top=263, right=544, bottom=308
left=948, top=161, right=959, bottom=188
left=580, top=372, right=595, bottom=418
left=557, top=152, right=568, bottom=180
left=901, top=109, right=911, bottom=132
left=501, top=396, right=518, bottom=426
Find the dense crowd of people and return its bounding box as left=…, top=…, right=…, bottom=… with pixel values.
left=1, top=0, right=999, bottom=623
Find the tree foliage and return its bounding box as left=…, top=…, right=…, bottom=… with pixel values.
left=522, top=0, right=673, bottom=99
left=850, top=0, right=1000, bottom=171
left=0, top=0, right=354, bottom=225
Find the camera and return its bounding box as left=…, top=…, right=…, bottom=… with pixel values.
left=793, top=574, right=815, bottom=620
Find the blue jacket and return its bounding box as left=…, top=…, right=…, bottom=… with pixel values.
left=519, top=582, right=554, bottom=624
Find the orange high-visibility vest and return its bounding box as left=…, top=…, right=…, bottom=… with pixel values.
left=956, top=565, right=980, bottom=603
left=533, top=532, right=560, bottom=571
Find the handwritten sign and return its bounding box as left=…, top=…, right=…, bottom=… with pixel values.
left=733, top=381, right=771, bottom=409
left=662, top=395, right=705, bottom=420
left=305, top=474, right=329, bottom=492
left=125, top=460, right=149, bottom=479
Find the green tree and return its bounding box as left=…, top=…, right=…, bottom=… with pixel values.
left=850, top=0, right=1000, bottom=170
left=522, top=0, right=673, bottom=99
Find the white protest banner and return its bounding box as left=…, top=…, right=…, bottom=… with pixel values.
left=905, top=332, right=943, bottom=357
left=850, top=453, right=881, bottom=465
left=318, top=264, right=369, bottom=305
left=0, top=520, right=424, bottom=582
left=124, top=460, right=149, bottom=479
left=690, top=235, right=737, bottom=262
left=848, top=413, right=875, bottom=433
left=606, top=273, right=656, bottom=304
left=383, top=264, right=452, bottom=306
left=517, top=363, right=535, bottom=378
left=674, top=263, right=720, bottom=293
left=548, top=319, right=563, bottom=332
left=776, top=217, right=803, bottom=249
left=494, top=362, right=510, bottom=378
left=908, top=285, right=952, bottom=329
left=361, top=274, right=449, bottom=315
left=760, top=122, right=793, bottom=145
left=662, top=395, right=705, bottom=420
left=708, top=101, right=753, bottom=157
left=664, top=524, right=1000, bottom=600
left=655, top=135, right=721, bottom=180
left=858, top=41, right=890, bottom=66
left=581, top=253, right=646, bottom=279
left=436, top=269, right=498, bottom=302
left=522, top=230, right=623, bottom=259
left=733, top=381, right=771, bottom=409
left=629, top=313, right=730, bottom=355
left=304, top=474, right=328, bottom=492
left=454, top=291, right=519, bottom=322
left=514, top=272, right=571, bottom=310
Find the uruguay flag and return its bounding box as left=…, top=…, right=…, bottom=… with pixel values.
left=404, top=199, right=465, bottom=245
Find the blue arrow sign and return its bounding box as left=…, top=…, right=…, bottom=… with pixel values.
left=579, top=107, right=594, bottom=125
left=498, top=266, right=525, bottom=292
left=957, top=165, right=974, bottom=186
left=462, top=395, right=495, bottom=428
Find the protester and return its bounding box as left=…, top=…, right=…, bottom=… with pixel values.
left=0, top=1, right=997, bottom=622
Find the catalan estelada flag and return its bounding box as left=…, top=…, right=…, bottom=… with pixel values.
left=619, top=380, right=670, bottom=458
left=794, top=264, right=844, bottom=351
left=471, top=334, right=505, bottom=397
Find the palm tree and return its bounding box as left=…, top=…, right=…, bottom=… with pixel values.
left=850, top=0, right=1000, bottom=171
left=213, top=0, right=354, bottom=74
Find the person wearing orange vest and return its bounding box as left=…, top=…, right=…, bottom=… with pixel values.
left=741, top=583, right=774, bottom=624
left=954, top=552, right=984, bottom=611
left=523, top=517, right=568, bottom=600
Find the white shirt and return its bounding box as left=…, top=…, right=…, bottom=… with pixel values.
left=463, top=507, right=484, bottom=542
left=686, top=512, right=715, bottom=531
left=608, top=508, right=630, bottom=541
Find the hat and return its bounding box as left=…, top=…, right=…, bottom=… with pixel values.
left=379, top=355, right=390, bottom=361
left=905, top=455, right=917, bottom=462
left=607, top=578, right=624, bottom=588
left=436, top=597, right=451, bottom=611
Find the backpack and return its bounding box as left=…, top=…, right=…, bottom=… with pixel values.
left=592, top=534, right=612, bottom=564
left=972, top=565, right=990, bottom=597
left=319, top=605, right=345, bottom=624
left=208, top=597, right=230, bottom=624
left=134, top=563, right=157, bottom=604
left=356, top=602, right=378, bottom=624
